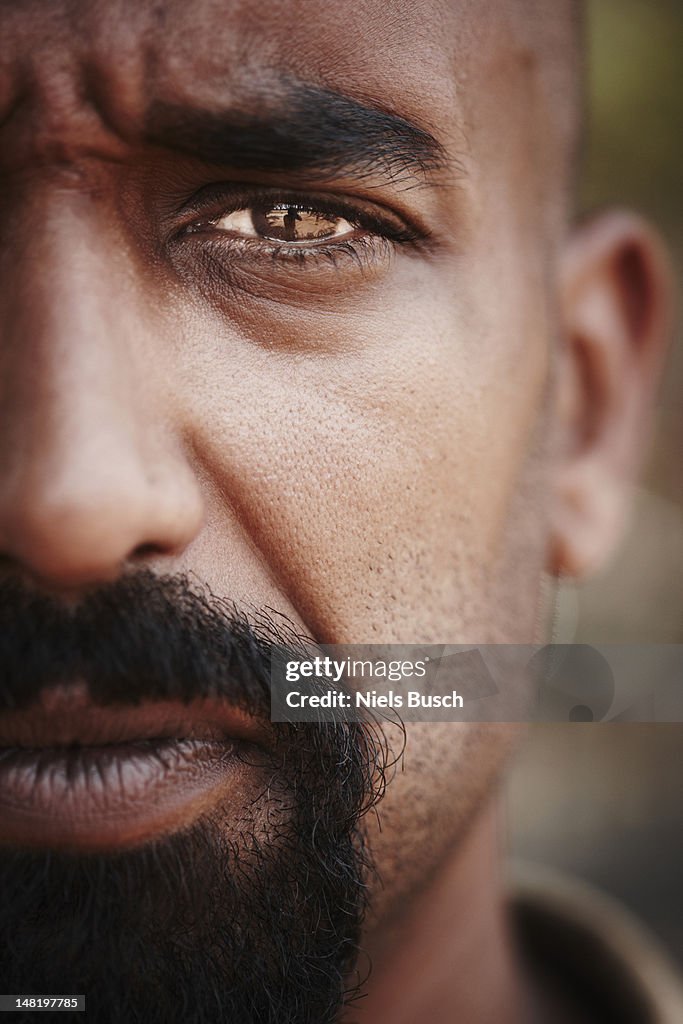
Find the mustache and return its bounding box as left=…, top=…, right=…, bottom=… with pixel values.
left=0, top=570, right=311, bottom=714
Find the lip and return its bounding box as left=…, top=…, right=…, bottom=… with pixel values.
left=0, top=685, right=270, bottom=852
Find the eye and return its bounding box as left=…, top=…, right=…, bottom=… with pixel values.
left=211, top=203, right=355, bottom=244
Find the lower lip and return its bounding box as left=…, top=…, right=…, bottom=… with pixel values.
left=0, top=738, right=242, bottom=851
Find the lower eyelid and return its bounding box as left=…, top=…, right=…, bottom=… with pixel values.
left=165, top=234, right=399, bottom=309
left=247, top=233, right=381, bottom=259
left=193, top=232, right=394, bottom=271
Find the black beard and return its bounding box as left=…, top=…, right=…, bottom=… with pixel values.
left=0, top=572, right=385, bottom=1024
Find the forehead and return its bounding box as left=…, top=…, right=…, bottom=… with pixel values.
left=0, top=0, right=576, bottom=233
left=0, top=0, right=504, bottom=158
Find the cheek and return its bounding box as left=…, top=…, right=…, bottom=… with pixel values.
left=170, top=252, right=550, bottom=644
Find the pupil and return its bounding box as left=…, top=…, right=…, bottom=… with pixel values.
left=253, top=205, right=338, bottom=242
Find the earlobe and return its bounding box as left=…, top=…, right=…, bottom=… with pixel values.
left=549, top=211, right=674, bottom=580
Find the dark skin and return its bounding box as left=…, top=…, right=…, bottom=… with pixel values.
left=0, top=0, right=673, bottom=1020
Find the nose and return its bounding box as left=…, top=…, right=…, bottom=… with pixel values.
left=0, top=196, right=204, bottom=589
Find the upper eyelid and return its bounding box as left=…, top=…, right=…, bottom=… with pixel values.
left=177, top=183, right=382, bottom=218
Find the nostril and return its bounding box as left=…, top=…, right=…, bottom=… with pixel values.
left=131, top=542, right=168, bottom=560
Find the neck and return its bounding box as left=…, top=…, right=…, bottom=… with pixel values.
left=348, top=802, right=534, bottom=1024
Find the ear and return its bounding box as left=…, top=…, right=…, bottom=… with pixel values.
left=550, top=211, right=675, bottom=579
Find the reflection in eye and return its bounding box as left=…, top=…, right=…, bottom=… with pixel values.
left=213, top=204, right=355, bottom=244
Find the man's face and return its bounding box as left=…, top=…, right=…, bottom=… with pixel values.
left=0, top=1, right=615, bottom=1021
left=0, top=0, right=569, bottom=636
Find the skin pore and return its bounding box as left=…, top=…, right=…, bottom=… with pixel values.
left=0, top=1, right=672, bottom=1021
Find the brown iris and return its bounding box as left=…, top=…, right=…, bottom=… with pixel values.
left=209, top=202, right=355, bottom=245
left=251, top=204, right=350, bottom=242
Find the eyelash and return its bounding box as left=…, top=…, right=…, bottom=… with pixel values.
left=175, top=187, right=424, bottom=270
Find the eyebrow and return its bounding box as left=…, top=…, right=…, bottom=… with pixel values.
left=145, top=80, right=447, bottom=187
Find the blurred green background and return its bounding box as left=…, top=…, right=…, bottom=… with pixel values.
left=507, top=0, right=683, bottom=967
left=584, top=0, right=682, bottom=502
left=576, top=0, right=682, bottom=641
